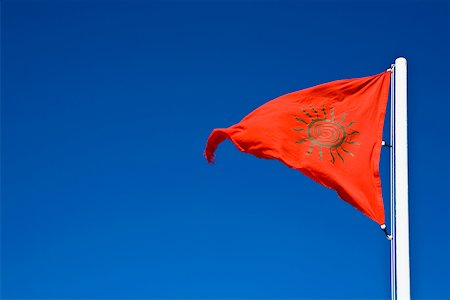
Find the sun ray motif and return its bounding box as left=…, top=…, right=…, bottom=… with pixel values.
left=296, top=117, right=307, bottom=124
left=310, top=106, right=319, bottom=118
left=322, top=105, right=327, bottom=119
left=329, top=148, right=335, bottom=164
left=341, top=147, right=354, bottom=157
left=296, top=138, right=307, bottom=144
left=336, top=148, right=344, bottom=163
left=293, top=105, right=359, bottom=164
left=303, top=109, right=313, bottom=119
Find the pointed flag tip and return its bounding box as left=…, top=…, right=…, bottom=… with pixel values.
left=204, top=151, right=216, bottom=164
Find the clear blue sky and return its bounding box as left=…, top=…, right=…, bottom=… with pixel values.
left=2, top=1, right=449, bottom=299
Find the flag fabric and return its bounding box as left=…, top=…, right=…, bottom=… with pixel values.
left=205, top=71, right=391, bottom=225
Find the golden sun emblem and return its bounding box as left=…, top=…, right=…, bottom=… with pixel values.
left=293, top=105, right=359, bottom=163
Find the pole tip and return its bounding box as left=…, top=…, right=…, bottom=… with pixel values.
left=380, top=224, right=386, bottom=230
left=395, top=57, right=407, bottom=65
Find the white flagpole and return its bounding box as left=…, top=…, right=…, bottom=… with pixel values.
left=389, top=61, right=396, bottom=300
left=392, top=57, right=410, bottom=300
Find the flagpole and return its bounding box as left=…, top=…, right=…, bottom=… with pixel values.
left=392, top=57, right=410, bottom=300
left=389, top=62, right=396, bottom=300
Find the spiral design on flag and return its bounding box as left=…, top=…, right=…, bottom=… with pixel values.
left=307, top=120, right=346, bottom=148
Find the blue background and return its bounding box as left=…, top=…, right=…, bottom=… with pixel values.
left=2, top=1, right=449, bottom=299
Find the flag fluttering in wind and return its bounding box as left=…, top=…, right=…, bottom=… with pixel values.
left=205, top=71, right=391, bottom=225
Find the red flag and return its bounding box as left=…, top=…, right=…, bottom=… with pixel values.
left=205, top=71, right=391, bottom=225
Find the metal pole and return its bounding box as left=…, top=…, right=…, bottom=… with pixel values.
left=390, top=63, right=396, bottom=300
left=394, top=57, right=410, bottom=300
